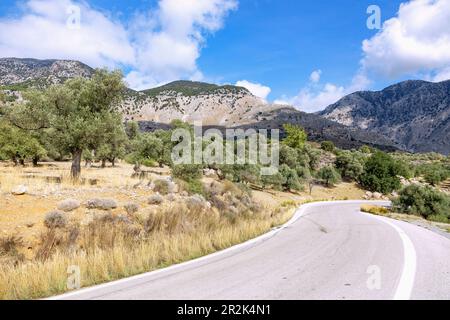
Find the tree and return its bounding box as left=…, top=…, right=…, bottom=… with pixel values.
left=321, top=141, right=335, bottom=152
left=7, top=69, right=125, bottom=178
left=317, top=166, right=341, bottom=187
left=125, top=121, right=140, bottom=141
left=0, top=121, right=46, bottom=165
left=279, top=164, right=302, bottom=191
left=282, top=124, right=307, bottom=149
left=359, top=151, right=403, bottom=194
left=131, top=133, right=165, bottom=167
left=279, top=145, right=298, bottom=168
left=335, top=152, right=364, bottom=181
left=96, top=113, right=128, bottom=167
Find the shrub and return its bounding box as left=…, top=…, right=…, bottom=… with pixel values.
left=317, top=166, right=341, bottom=187
left=359, top=152, right=403, bottom=194
left=148, top=194, right=164, bottom=205
left=44, top=211, right=68, bottom=229
left=153, top=179, right=171, bottom=195
left=171, top=164, right=203, bottom=181
left=321, top=141, right=335, bottom=152
left=393, top=185, right=450, bottom=219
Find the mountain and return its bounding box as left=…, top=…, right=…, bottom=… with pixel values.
left=0, top=57, right=397, bottom=151
left=319, top=80, right=450, bottom=154
left=120, top=80, right=281, bottom=127
left=0, top=58, right=93, bottom=89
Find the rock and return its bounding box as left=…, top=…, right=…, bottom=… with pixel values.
left=12, top=185, right=27, bottom=195
left=44, top=211, right=67, bottom=229
left=86, top=198, right=118, bottom=210
left=124, top=203, right=139, bottom=215
left=148, top=194, right=164, bottom=205
left=365, top=191, right=373, bottom=199
left=373, top=192, right=383, bottom=200
left=203, top=168, right=218, bottom=178
left=166, top=193, right=176, bottom=202
left=57, top=199, right=81, bottom=212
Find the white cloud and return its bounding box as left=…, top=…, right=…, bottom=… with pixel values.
left=0, top=0, right=238, bottom=90
left=275, top=71, right=370, bottom=112
left=362, top=0, right=450, bottom=79
left=309, top=70, right=322, bottom=83
left=235, top=80, right=271, bottom=100
left=0, top=0, right=135, bottom=68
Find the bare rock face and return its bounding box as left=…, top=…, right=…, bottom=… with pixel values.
left=57, top=199, right=81, bottom=212
left=320, top=80, right=450, bottom=155
left=86, top=199, right=118, bottom=210
left=12, top=185, right=27, bottom=195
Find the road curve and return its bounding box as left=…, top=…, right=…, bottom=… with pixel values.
left=52, top=201, right=450, bottom=300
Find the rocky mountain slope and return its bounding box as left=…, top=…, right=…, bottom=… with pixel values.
left=0, top=57, right=398, bottom=151
left=0, top=58, right=93, bottom=88
left=319, top=80, right=450, bottom=154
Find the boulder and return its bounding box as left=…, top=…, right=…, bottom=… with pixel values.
left=373, top=192, right=383, bottom=200
left=57, top=199, right=80, bottom=212
left=12, top=185, right=27, bottom=195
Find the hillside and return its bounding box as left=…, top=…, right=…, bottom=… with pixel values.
left=319, top=80, right=450, bottom=154
left=0, top=58, right=93, bottom=89
left=0, top=57, right=398, bottom=151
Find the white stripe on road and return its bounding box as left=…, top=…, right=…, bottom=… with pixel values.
left=365, top=214, right=417, bottom=300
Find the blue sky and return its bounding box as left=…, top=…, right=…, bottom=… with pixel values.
left=0, top=0, right=449, bottom=111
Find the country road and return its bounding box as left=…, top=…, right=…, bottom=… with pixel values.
left=52, top=201, right=450, bottom=300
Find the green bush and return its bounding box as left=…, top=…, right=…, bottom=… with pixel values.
left=393, top=185, right=450, bottom=220
left=171, top=164, right=203, bottom=181
left=279, top=164, right=303, bottom=191
left=321, top=141, right=335, bottom=152
left=359, top=152, right=403, bottom=194
left=335, top=152, right=364, bottom=181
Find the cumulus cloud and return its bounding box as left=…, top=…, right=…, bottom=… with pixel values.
left=274, top=71, right=370, bottom=112
left=235, top=80, right=271, bottom=100
left=309, top=70, right=322, bottom=83
left=362, top=0, right=450, bottom=79
left=0, top=0, right=238, bottom=90
left=0, top=0, right=134, bottom=68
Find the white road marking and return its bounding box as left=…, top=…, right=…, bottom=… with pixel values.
left=364, top=214, right=417, bottom=300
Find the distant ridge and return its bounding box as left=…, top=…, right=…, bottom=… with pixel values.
left=319, top=80, right=450, bottom=154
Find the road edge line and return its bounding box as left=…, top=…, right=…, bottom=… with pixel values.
left=364, top=213, right=417, bottom=300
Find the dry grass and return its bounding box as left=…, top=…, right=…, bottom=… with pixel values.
left=0, top=206, right=292, bottom=300
left=361, top=205, right=390, bottom=216
left=0, top=161, right=294, bottom=300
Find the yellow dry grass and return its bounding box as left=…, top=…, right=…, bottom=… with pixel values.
left=0, top=207, right=292, bottom=300
left=361, top=204, right=390, bottom=216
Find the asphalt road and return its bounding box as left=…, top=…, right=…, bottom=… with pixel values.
left=53, top=201, right=450, bottom=300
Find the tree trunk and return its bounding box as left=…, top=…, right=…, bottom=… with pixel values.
left=32, top=157, right=39, bottom=167
left=111, top=158, right=116, bottom=167
left=19, top=159, right=25, bottom=166
left=101, top=159, right=106, bottom=168
left=71, top=149, right=82, bottom=179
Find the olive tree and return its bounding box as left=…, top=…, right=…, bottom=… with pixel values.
left=7, top=69, right=125, bottom=178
